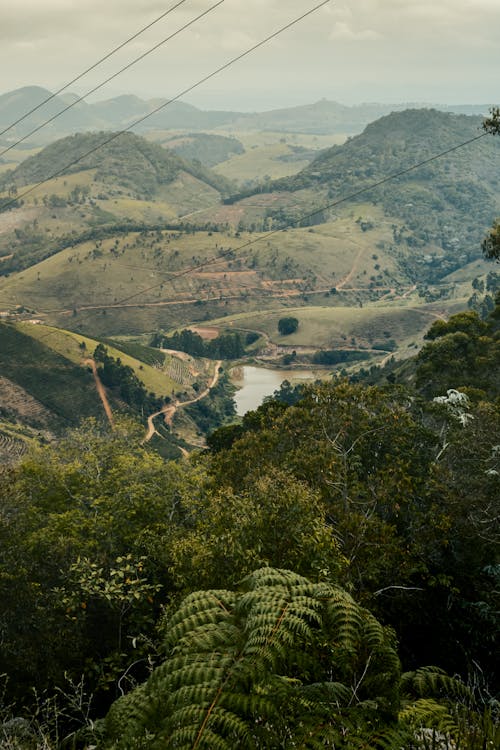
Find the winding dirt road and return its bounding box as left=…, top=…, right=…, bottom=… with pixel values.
left=143, top=359, right=222, bottom=443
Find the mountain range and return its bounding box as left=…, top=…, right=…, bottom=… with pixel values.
left=0, top=86, right=493, bottom=150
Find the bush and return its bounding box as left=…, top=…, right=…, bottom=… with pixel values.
left=278, top=316, right=299, bottom=336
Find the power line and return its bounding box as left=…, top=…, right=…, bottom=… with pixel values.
left=0, top=0, right=190, bottom=141
left=0, top=0, right=224, bottom=160
left=104, top=128, right=489, bottom=308
left=0, top=0, right=331, bottom=211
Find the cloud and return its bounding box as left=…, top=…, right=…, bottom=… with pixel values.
left=0, top=0, right=499, bottom=109
left=329, top=22, right=381, bottom=41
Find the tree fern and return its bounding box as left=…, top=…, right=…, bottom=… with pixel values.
left=103, top=568, right=401, bottom=749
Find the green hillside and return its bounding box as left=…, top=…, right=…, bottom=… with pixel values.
left=0, top=321, right=103, bottom=430
left=0, top=132, right=234, bottom=275
left=1, top=131, right=232, bottom=198
left=163, top=132, right=245, bottom=167
left=273, top=109, right=500, bottom=266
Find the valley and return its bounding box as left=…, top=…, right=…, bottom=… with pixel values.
left=0, top=97, right=499, bottom=459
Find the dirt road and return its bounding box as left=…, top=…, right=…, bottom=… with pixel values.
left=143, top=360, right=222, bottom=444
left=83, top=358, right=114, bottom=428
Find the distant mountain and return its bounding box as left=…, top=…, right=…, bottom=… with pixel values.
left=0, top=86, right=106, bottom=144
left=0, top=86, right=494, bottom=147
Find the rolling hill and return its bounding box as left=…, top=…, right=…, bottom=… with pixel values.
left=0, top=130, right=232, bottom=198
left=0, top=131, right=234, bottom=274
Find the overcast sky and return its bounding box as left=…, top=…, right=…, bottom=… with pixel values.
left=1, top=0, right=499, bottom=110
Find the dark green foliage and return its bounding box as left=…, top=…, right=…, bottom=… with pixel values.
left=242, top=109, right=500, bottom=277
left=164, top=132, right=244, bottom=167
left=207, top=376, right=499, bottom=688
left=482, top=106, right=500, bottom=135
left=100, top=339, right=166, bottom=368
left=0, top=419, right=202, bottom=704
left=482, top=219, right=500, bottom=260
left=277, top=316, right=298, bottom=335
left=155, top=329, right=246, bottom=360
left=416, top=306, right=500, bottom=397
left=93, top=345, right=166, bottom=413
left=182, top=372, right=236, bottom=433
left=103, top=568, right=401, bottom=749
left=311, top=348, right=367, bottom=365
left=1, top=132, right=231, bottom=199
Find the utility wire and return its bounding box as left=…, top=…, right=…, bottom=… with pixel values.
left=106, top=129, right=489, bottom=308
left=0, top=0, right=331, bottom=211
left=0, top=0, right=224, bottom=160
left=0, top=0, right=190, bottom=141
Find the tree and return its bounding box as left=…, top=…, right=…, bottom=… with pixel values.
left=103, top=569, right=497, bottom=750
left=482, top=106, right=500, bottom=136
left=277, top=316, right=298, bottom=335
left=482, top=220, right=500, bottom=261
left=0, top=419, right=202, bottom=705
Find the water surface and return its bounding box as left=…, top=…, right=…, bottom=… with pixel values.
left=232, top=366, right=321, bottom=416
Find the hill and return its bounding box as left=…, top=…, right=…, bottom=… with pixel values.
left=162, top=132, right=245, bottom=167
left=0, top=131, right=231, bottom=198
left=229, top=109, right=500, bottom=283
left=0, top=320, right=104, bottom=433
left=0, top=320, right=238, bottom=461
left=0, top=131, right=234, bottom=274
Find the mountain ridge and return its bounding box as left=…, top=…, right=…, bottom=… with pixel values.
left=0, top=86, right=493, bottom=148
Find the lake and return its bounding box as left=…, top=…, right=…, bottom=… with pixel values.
left=231, top=366, right=322, bottom=416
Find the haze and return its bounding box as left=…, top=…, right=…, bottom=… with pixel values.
left=1, top=0, right=499, bottom=110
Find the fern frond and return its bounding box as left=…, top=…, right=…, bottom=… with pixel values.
left=103, top=568, right=402, bottom=749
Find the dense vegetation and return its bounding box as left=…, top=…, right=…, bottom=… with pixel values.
left=229, top=110, right=500, bottom=281
left=152, top=328, right=247, bottom=360
left=93, top=344, right=167, bottom=414
left=0, top=293, right=498, bottom=748
left=164, top=133, right=245, bottom=167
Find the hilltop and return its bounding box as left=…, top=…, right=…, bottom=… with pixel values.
left=0, top=131, right=234, bottom=274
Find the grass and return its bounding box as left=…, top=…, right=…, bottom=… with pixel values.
left=0, top=201, right=469, bottom=347
left=214, top=143, right=311, bottom=182
left=17, top=323, right=179, bottom=397
left=0, top=321, right=102, bottom=427
left=202, top=301, right=454, bottom=353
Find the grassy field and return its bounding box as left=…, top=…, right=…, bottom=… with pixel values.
left=0, top=202, right=467, bottom=342
left=213, top=132, right=346, bottom=184
left=202, top=299, right=465, bottom=354
left=214, top=143, right=311, bottom=182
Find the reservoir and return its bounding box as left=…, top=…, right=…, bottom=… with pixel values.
left=231, top=366, right=323, bottom=416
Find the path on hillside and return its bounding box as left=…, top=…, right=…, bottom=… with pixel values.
left=143, top=360, right=222, bottom=444
left=83, top=358, right=114, bottom=427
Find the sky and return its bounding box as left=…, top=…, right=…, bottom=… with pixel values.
left=1, top=0, right=499, bottom=111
